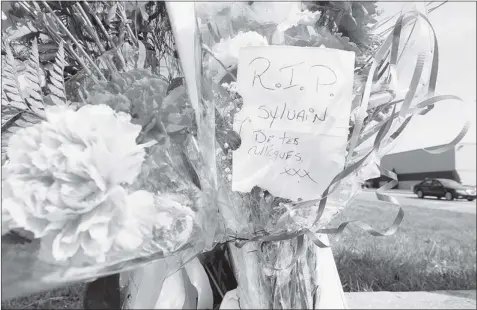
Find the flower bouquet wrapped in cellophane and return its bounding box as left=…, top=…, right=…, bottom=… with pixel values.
left=1, top=2, right=222, bottom=301
left=190, top=1, right=470, bottom=309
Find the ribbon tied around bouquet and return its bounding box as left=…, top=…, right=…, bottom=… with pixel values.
left=231, top=10, right=471, bottom=262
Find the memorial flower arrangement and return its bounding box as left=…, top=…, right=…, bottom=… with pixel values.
left=1, top=2, right=220, bottom=300
left=192, top=1, right=470, bottom=309
left=1, top=2, right=470, bottom=309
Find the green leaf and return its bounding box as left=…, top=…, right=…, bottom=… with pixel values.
left=1, top=39, right=47, bottom=163
left=1, top=44, right=26, bottom=110
left=107, top=3, right=118, bottom=24
left=361, top=2, right=378, bottom=15
left=136, top=40, right=146, bottom=69
left=2, top=90, right=8, bottom=104
left=47, top=40, right=67, bottom=106
left=207, top=22, right=221, bottom=44
left=1, top=109, right=23, bottom=134
left=180, top=151, right=201, bottom=190
left=330, top=1, right=352, bottom=14
left=24, top=38, right=45, bottom=115
left=139, top=3, right=148, bottom=21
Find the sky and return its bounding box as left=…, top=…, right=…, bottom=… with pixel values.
left=376, top=1, right=476, bottom=153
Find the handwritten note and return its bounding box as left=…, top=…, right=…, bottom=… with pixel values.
left=232, top=46, right=355, bottom=201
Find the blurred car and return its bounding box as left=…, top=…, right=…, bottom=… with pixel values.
left=413, top=178, right=476, bottom=201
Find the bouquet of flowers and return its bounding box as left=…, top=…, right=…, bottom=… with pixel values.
left=2, top=2, right=470, bottom=308
left=189, top=1, right=470, bottom=309
left=1, top=2, right=221, bottom=300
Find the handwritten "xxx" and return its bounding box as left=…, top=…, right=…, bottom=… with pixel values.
left=281, top=168, right=317, bottom=183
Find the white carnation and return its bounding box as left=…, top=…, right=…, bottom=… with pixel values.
left=209, top=31, right=268, bottom=82
left=196, top=2, right=250, bottom=22
left=249, top=2, right=321, bottom=32
left=142, top=193, right=196, bottom=255
left=2, top=104, right=156, bottom=262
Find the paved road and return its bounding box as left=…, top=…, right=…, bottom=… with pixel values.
left=355, top=190, right=477, bottom=214
left=346, top=290, right=476, bottom=309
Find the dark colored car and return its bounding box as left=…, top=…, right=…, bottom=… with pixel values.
left=413, top=178, right=476, bottom=201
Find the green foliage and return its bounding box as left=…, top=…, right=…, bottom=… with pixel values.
left=2, top=1, right=177, bottom=84
left=47, top=41, right=67, bottom=106
left=1, top=42, right=41, bottom=164
left=2, top=42, right=26, bottom=109
left=305, top=1, right=379, bottom=53
left=24, top=38, right=45, bottom=114
left=1, top=36, right=67, bottom=164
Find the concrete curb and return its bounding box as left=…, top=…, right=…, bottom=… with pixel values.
left=344, top=290, right=476, bottom=309
left=363, top=189, right=412, bottom=195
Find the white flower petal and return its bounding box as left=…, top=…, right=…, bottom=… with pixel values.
left=76, top=207, right=112, bottom=234
left=44, top=204, right=76, bottom=222
left=112, top=151, right=147, bottom=185
left=3, top=198, right=29, bottom=228
left=30, top=151, right=50, bottom=171
left=42, top=220, right=67, bottom=234
left=84, top=165, right=107, bottom=193
left=126, top=190, right=155, bottom=214
left=2, top=205, right=20, bottom=234
left=4, top=96, right=147, bottom=263
left=123, top=190, right=156, bottom=235
left=29, top=180, right=49, bottom=206
left=52, top=230, right=81, bottom=261
left=46, top=181, right=62, bottom=206
left=88, top=223, right=108, bottom=241
left=89, top=224, right=114, bottom=254
left=209, top=31, right=268, bottom=82
left=57, top=220, right=81, bottom=243
left=59, top=182, right=105, bottom=212
left=272, top=29, right=285, bottom=45
left=114, top=228, right=143, bottom=252
left=80, top=232, right=107, bottom=261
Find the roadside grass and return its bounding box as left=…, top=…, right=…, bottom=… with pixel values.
left=1, top=284, right=84, bottom=309
left=2, top=199, right=476, bottom=309
left=330, top=199, right=477, bottom=292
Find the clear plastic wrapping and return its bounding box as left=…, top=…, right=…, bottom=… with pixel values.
left=192, top=2, right=440, bottom=308
left=1, top=8, right=220, bottom=300
left=1, top=2, right=463, bottom=307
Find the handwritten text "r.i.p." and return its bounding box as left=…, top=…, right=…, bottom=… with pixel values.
left=249, top=57, right=338, bottom=93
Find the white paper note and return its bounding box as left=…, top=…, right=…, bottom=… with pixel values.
left=232, top=46, right=355, bottom=201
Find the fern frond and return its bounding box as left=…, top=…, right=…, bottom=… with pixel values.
left=1, top=44, right=26, bottom=110
left=2, top=90, right=8, bottom=105
left=48, top=40, right=67, bottom=105
left=1, top=109, right=23, bottom=134
left=107, top=3, right=118, bottom=24
left=1, top=34, right=46, bottom=166
left=1, top=107, right=40, bottom=132
left=24, top=38, right=45, bottom=115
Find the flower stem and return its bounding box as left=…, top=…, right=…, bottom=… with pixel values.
left=41, top=1, right=107, bottom=81
left=201, top=43, right=237, bottom=82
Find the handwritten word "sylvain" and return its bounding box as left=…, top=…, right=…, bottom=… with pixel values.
left=249, top=57, right=337, bottom=93
left=257, top=102, right=328, bottom=129
left=248, top=143, right=302, bottom=162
